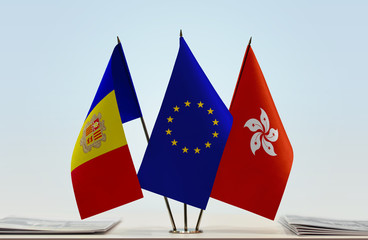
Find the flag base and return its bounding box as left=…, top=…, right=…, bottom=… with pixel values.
left=169, top=229, right=203, bottom=234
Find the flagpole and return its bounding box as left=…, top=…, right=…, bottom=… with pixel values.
left=139, top=116, right=177, bottom=231
left=179, top=29, right=190, bottom=233
left=179, top=29, right=203, bottom=234
left=116, top=36, right=177, bottom=232
left=195, top=209, right=203, bottom=231
left=192, top=36, right=253, bottom=233
left=229, top=36, right=252, bottom=110
left=184, top=204, right=188, bottom=232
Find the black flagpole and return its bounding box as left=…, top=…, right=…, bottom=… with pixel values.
left=229, top=36, right=252, bottom=109
left=195, top=208, right=203, bottom=231
left=194, top=36, right=253, bottom=232
left=117, top=36, right=177, bottom=232
left=180, top=30, right=189, bottom=233
left=139, top=115, right=177, bottom=232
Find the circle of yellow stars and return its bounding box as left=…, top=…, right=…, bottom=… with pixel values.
left=165, top=99, right=220, bottom=155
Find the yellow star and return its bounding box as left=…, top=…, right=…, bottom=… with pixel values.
left=166, top=129, right=172, bottom=135
left=197, top=101, right=204, bottom=108
left=167, top=116, right=173, bottom=123
left=194, top=147, right=201, bottom=154
left=173, top=106, right=180, bottom=112
left=171, top=139, right=178, bottom=146
left=207, top=108, right=214, bottom=114
left=212, top=131, right=219, bottom=138
left=184, top=100, right=191, bottom=107
left=182, top=147, right=188, bottom=153
left=213, top=119, right=219, bottom=125
left=205, top=141, right=211, bottom=148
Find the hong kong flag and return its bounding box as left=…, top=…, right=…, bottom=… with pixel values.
left=211, top=40, right=293, bottom=220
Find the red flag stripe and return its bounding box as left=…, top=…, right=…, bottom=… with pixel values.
left=72, top=145, right=143, bottom=219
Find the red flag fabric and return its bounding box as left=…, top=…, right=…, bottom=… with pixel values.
left=211, top=44, right=293, bottom=220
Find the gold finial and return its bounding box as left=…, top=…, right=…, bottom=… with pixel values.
left=180, top=29, right=183, bottom=37
left=248, top=36, right=252, bottom=46
left=117, top=36, right=121, bottom=44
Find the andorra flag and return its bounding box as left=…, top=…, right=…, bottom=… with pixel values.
left=71, top=41, right=143, bottom=219
left=211, top=41, right=293, bottom=220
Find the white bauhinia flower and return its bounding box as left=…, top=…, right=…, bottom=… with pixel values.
left=244, top=108, right=278, bottom=156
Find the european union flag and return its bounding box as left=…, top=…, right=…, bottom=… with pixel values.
left=138, top=36, right=233, bottom=209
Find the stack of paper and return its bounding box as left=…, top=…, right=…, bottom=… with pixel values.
left=280, top=215, right=368, bottom=236
left=0, top=216, right=119, bottom=234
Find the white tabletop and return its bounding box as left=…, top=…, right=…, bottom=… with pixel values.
left=0, top=213, right=368, bottom=239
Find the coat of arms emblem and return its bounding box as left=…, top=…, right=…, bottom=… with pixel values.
left=80, top=113, right=106, bottom=153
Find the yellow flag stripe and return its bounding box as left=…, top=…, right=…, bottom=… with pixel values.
left=71, top=90, right=127, bottom=171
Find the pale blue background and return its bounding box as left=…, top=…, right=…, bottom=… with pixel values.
left=0, top=0, right=368, bottom=223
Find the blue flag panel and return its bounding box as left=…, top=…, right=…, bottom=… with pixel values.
left=87, top=43, right=142, bottom=123
left=138, top=37, right=233, bottom=209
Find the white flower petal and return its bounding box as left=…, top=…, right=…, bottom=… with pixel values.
left=244, top=119, right=263, bottom=132
left=265, top=128, right=278, bottom=142
left=260, top=108, right=270, bottom=133
left=262, top=136, right=277, bottom=156
left=250, top=132, right=262, bottom=155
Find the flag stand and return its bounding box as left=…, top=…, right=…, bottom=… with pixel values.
left=168, top=204, right=203, bottom=234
